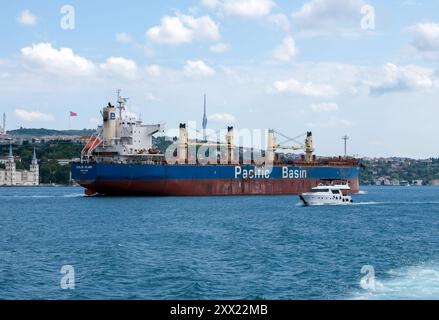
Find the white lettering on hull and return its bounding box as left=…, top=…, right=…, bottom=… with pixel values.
left=235, top=166, right=307, bottom=179
left=282, top=166, right=307, bottom=179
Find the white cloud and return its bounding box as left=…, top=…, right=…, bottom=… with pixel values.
left=274, top=79, right=338, bottom=97
left=222, top=0, right=275, bottom=18
left=184, top=60, right=216, bottom=77
left=15, top=109, right=55, bottom=122
left=202, top=0, right=275, bottom=18
left=310, top=102, right=339, bottom=112
left=146, top=64, right=161, bottom=77
left=145, top=93, right=161, bottom=102
left=292, top=0, right=366, bottom=33
left=307, top=117, right=353, bottom=128
left=401, top=0, right=423, bottom=6
left=21, top=43, right=95, bottom=76
left=202, top=0, right=220, bottom=9
left=100, top=57, right=138, bottom=79
left=208, top=113, right=236, bottom=123
left=146, top=14, right=220, bottom=45
left=209, top=43, right=229, bottom=53
left=17, top=10, right=37, bottom=26
left=147, top=16, right=192, bottom=45
left=408, top=22, right=439, bottom=59
left=368, top=63, right=435, bottom=95
left=271, top=36, right=298, bottom=62
left=267, top=14, right=291, bottom=31
left=116, top=32, right=134, bottom=44
left=181, top=14, right=220, bottom=40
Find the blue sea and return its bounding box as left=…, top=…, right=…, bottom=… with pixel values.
left=0, top=186, right=438, bottom=300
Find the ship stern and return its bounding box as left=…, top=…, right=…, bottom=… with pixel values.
left=71, top=163, right=98, bottom=195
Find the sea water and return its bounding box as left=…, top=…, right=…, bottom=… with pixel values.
left=0, top=186, right=438, bottom=300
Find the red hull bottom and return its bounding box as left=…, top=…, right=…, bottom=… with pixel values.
left=78, top=179, right=360, bottom=196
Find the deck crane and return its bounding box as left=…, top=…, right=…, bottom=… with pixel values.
left=267, top=130, right=314, bottom=163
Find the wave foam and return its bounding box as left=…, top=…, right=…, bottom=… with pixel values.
left=350, top=262, right=439, bottom=300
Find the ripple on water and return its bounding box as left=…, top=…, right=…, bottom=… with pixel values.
left=0, top=186, right=438, bottom=299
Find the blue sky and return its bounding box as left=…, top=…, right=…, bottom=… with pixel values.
left=1, top=0, right=439, bottom=158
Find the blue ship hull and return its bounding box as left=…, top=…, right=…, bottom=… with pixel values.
left=71, top=163, right=360, bottom=196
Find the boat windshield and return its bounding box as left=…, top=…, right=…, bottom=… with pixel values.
left=310, top=189, right=330, bottom=193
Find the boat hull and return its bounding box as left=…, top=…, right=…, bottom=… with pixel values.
left=299, top=194, right=353, bottom=206
left=71, top=163, right=360, bottom=196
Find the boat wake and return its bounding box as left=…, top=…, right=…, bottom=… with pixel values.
left=11, top=195, right=53, bottom=198
left=0, top=193, right=84, bottom=199
left=352, top=201, right=382, bottom=206
left=62, top=193, right=85, bottom=198
left=349, top=262, right=439, bottom=300
left=298, top=200, right=439, bottom=207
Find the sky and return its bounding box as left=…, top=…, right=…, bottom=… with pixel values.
left=1, top=0, right=439, bottom=158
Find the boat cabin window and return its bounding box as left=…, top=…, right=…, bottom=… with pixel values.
left=331, top=190, right=341, bottom=194
left=311, top=189, right=329, bottom=193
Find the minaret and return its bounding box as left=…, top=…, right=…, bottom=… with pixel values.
left=202, top=94, right=208, bottom=141
left=30, top=147, right=39, bottom=186
left=5, top=144, right=16, bottom=186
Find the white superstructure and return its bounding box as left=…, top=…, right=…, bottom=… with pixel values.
left=299, top=182, right=353, bottom=206
left=82, top=91, right=165, bottom=162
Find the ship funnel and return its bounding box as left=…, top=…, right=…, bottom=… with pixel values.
left=102, top=103, right=117, bottom=146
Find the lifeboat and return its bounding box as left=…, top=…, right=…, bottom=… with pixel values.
left=148, top=149, right=161, bottom=155
left=84, top=137, right=101, bottom=153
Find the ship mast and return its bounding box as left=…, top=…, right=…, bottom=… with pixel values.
left=117, top=89, right=129, bottom=119
left=342, top=135, right=349, bottom=158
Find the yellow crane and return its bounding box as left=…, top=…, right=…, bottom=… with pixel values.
left=268, top=130, right=314, bottom=163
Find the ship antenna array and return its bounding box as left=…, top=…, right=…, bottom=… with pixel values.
left=116, top=89, right=129, bottom=119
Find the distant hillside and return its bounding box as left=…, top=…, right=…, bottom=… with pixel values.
left=8, top=128, right=96, bottom=138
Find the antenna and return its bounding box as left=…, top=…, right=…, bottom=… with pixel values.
left=116, top=89, right=129, bottom=119
left=342, top=135, right=349, bottom=158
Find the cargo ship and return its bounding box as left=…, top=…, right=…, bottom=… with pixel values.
left=71, top=93, right=360, bottom=196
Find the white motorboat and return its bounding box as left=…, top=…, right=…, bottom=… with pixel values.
left=299, top=183, right=353, bottom=206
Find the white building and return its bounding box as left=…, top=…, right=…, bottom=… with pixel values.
left=0, top=145, right=39, bottom=186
